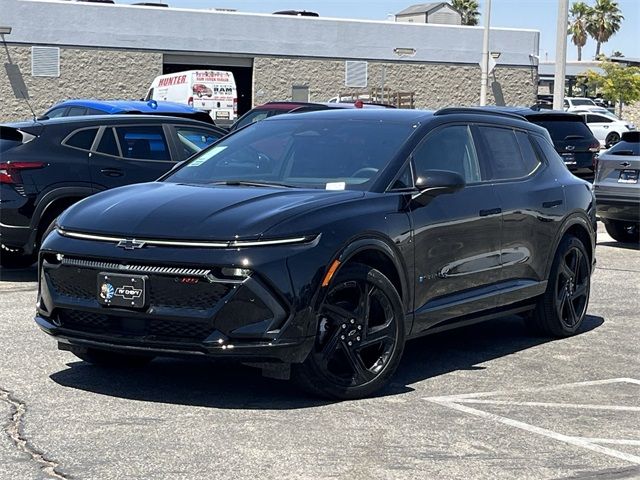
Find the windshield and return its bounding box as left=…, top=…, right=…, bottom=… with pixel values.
left=166, top=117, right=416, bottom=190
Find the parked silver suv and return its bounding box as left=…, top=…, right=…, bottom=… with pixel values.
left=594, top=131, right=640, bottom=243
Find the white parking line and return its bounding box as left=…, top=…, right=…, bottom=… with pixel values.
left=451, top=399, right=640, bottom=412
left=424, top=378, right=640, bottom=466
left=574, top=438, right=640, bottom=447
left=425, top=377, right=639, bottom=402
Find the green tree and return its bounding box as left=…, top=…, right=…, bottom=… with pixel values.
left=568, top=2, right=591, bottom=61
left=452, top=0, right=480, bottom=26
left=584, top=60, right=640, bottom=117
left=586, top=0, right=624, bottom=58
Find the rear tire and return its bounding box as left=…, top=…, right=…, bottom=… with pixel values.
left=605, top=132, right=620, bottom=149
left=292, top=263, right=405, bottom=400
left=603, top=219, right=640, bottom=244
left=528, top=236, right=591, bottom=337
left=71, top=347, right=154, bottom=368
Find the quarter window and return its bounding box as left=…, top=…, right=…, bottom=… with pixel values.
left=479, top=126, right=538, bottom=180
left=412, top=125, right=481, bottom=184
left=115, top=126, right=170, bottom=161
left=65, top=128, right=98, bottom=151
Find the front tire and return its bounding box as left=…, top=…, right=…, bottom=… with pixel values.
left=292, top=263, right=405, bottom=400
left=0, top=247, right=36, bottom=269
left=71, top=347, right=154, bottom=368
left=528, top=236, right=591, bottom=337
left=603, top=219, right=640, bottom=244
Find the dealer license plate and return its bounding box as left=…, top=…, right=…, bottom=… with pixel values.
left=97, top=273, right=147, bottom=308
left=561, top=153, right=576, bottom=165
left=618, top=169, right=639, bottom=184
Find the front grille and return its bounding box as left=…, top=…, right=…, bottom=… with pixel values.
left=46, top=261, right=234, bottom=310
left=48, top=267, right=95, bottom=299
left=149, top=276, right=230, bottom=310
left=58, top=309, right=212, bottom=341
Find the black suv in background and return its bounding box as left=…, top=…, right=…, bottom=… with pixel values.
left=36, top=108, right=596, bottom=399
left=0, top=115, right=226, bottom=267
left=490, top=107, right=600, bottom=175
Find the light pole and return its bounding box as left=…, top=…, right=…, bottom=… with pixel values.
left=479, top=0, right=492, bottom=106
left=552, top=0, right=569, bottom=110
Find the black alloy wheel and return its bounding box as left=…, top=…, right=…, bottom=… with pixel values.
left=605, top=132, right=620, bottom=149
left=555, top=246, right=590, bottom=330
left=292, top=263, right=405, bottom=399
left=528, top=236, right=590, bottom=337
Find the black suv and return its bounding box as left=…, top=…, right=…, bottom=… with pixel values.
left=1, top=115, right=226, bottom=267
left=36, top=108, right=596, bottom=399
left=490, top=107, right=600, bottom=175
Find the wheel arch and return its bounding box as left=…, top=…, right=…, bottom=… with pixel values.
left=547, top=213, right=596, bottom=278
left=25, top=187, right=93, bottom=254
left=330, top=236, right=413, bottom=335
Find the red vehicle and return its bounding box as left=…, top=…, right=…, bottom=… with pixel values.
left=192, top=84, right=213, bottom=98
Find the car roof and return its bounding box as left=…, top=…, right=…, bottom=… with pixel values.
left=481, top=106, right=584, bottom=121
left=47, top=99, right=205, bottom=115
left=257, top=101, right=325, bottom=111
left=4, top=114, right=220, bottom=130
left=269, top=108, right=434, bottom=124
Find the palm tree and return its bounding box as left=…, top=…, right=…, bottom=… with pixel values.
left=568, top=2, right=590, bottom=61
left=452, top=0, right=480, bottom=26
left=586, top=0, right=624, bottom=58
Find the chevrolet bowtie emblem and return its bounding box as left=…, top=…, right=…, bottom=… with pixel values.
left=117, top=239, right=146, bottom=250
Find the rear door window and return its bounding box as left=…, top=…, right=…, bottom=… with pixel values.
left=96, top=128, right=120, bottom=157
left=478, top=126, right=538, bottom=180
left=587, top=114, right=612, bottom=123
left=65, top=128, right=98, bottom=151
left=67, top=106, right=88, bottom=117
left=115, top=126, right=170, bottom=161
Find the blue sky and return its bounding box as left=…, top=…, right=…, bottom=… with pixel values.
left=122, top=0, right=639, bottom=61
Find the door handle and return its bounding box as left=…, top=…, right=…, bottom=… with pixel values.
left=479, top=207, right=502, bottom=217
left=100, top=168, right=123, bottom=177
left=542, top=199, right=563, bottom=208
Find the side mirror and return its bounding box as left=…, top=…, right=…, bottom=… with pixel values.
left=413, top=169, right=465, bottom=205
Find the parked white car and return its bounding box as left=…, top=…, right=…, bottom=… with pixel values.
left=577, top=111, right=636, bottom=148
left=563, top=97, right=603, bottom=112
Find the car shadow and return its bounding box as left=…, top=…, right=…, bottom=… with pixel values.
left=49, top=314, right=604, bottom=410
left=0, top=265, right=38, bottom=282
left=597, top=240, right=640, bottom=251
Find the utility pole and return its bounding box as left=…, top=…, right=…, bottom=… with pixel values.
left=553, top=0, right=569, bottom=110
left=479, top=0, right=492, bottom=106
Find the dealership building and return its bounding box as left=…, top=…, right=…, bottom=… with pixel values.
left=0, top=0, right=540, bottom=122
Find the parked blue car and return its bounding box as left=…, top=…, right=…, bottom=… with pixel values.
left=40, top=99, right=215, bottom=124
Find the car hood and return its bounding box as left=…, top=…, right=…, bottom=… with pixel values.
left=59, top=182, right=364, bottom=240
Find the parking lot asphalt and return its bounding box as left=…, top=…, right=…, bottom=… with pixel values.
left=1, top=221, right=638, bottom=480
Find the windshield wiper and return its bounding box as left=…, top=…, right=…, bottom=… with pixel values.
left=564, top=134, right=585, bottom=140
left=211, top=180, right=296, bottom=188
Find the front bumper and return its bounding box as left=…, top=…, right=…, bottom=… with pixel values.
left=35, top=231, right=323, bottom=364
left=36, top=315, right=314, bottom=363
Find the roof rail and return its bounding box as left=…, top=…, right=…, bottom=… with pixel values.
left=434, top=107, right=526, bottom=121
